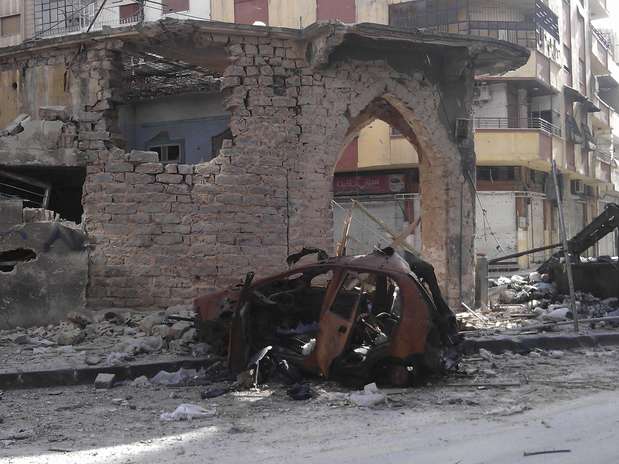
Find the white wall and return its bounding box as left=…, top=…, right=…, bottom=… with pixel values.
left=474, top=83, right=509, bottom=119
left=474, top=192, right=517, bottom=260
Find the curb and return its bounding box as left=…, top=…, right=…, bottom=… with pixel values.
left=462, top=331, right=619, bottom=355
left=0, top=357, right=214, bottom=390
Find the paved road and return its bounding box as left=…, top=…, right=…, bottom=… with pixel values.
left=4, top=390, right=619, bottom=464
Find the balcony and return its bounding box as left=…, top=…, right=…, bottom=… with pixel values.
left=591, top=25, right=612, bottom=72
left=590, top=0, right=610, bottom=20
left=591, top=95, right=611, bottom=129
left=474, top=117, right=560, bottom=170
left=389, top=0, right=558, bottom=51
left=479, top=50, right=558, bottom=94
left=33, top=1, right=143, bottom=40
left=593, top=154, right=613, bottom=183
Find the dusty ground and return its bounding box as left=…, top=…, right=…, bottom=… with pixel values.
left=1, top=347, right=618, bottom=463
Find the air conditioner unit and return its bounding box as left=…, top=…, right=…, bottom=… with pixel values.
left=474, top=84, right=491, bottom=103
left=455, top=118, right=470, bottom=140
left=571, top=179, right=585, bottom=195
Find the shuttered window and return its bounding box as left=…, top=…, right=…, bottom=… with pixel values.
left=1, top=15, right=20, bottom=37
left=163, top=0, right=190, bottom=13
left=234, top=0, right=268, bottom=25
left=316, top=0, right=355, bottom=22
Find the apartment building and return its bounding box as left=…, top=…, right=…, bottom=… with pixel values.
left=329, top=0, right=619, bottom=270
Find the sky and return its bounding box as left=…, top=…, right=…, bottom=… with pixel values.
left=595, top=2, right=619, bottom=33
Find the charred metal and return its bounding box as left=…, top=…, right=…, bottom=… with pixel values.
left=195, top=247, right=460, bottom=387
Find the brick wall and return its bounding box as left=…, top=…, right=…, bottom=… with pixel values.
left=1, top=25, right=477, bottom=309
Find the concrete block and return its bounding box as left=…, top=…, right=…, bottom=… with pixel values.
left=94, top=373, right=116, bottom=389
left=0, top=114, right=30, bottom=136
left=39, top=106, right=69, bottom=122
left=128, top=150, right=159, bottom=163
left=0, top=199, right=23, bottom=226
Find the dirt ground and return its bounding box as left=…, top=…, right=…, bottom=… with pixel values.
left=2, top=347, right=618, bottom=463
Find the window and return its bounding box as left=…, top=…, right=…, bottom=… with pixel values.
left=1, top=15, right=20, bottom=37
left=146, top=131, right=184, bottom=163
left=34, top=0, right=86, bottom=36
left=234, top=0, right=268, bottom=25
left=563, top=45, right=572, bottom=85
left=477, top=167, right=516, bottom=182
left=150, top=144, right=182, bottom=163
left=119, top=3, right=141, bottom=23
left=316, top=0, right=355, bottom=22
left=162, top=0, right=190, bottom=14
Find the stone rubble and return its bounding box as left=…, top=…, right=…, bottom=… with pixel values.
left=462, top=271, right=619, bottom=333
left=0, top=305, right=206, bottom=375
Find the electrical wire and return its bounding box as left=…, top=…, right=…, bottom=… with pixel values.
left=464, top=169, right=505, bottom=253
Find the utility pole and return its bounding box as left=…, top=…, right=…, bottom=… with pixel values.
left=551, top=160, right=579, bottom=332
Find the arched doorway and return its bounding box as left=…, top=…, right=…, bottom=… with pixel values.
left=286, top=64, right=476, bottom=308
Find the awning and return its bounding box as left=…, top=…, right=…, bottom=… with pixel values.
left=597, top=74, right=619, bottom=90
left=564, top=85, right=587, bottom=102
left=563, top=85, right=600, bottom=112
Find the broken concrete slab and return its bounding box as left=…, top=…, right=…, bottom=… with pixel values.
left=0, top=222, right=88, bottom=329
left=0, top=199, right=24, bottom=227
left=94, top=373, right=116, bottom=389
left=38, top=106, right=69, bottom=122
left=0, top=120, right=80, bottom=166
left=0, top=114, right=30, bottom=137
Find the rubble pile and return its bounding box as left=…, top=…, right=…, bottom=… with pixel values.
left=0, top=306, right=209, bottom=373
left=461, top=271, right=619, bottom=333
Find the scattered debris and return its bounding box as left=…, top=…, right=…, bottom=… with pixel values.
left=523, top=449, right=571, bottom=457
left=348, top=383, right=386, bottom=407
left=286, top=383, right=313, bottom=401
left=200, top=386, right=229, bottom=399
left=159, top=404, right=215, bottom=421
left=131, top=376, right=151, bottom=388
left=150, top=368, right=199, bottom=387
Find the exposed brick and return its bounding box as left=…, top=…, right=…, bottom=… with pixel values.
left=156, top=174, right=183, bottom=184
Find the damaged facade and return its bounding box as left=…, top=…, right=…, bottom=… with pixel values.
left=0, top=11, right=527, bottom=328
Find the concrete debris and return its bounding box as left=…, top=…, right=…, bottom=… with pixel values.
left=55, top=329, right=85, bottom=346
left=116, top=336, right=164, bottom=356
left=38, top=106, right=69, bottom=122
left=159, top=404, right=215, bottom=422
left=348, top=383, right=386, bottom=407
left=150, top=368, right=199, bottom=387
left=467, top=270, right=619, bottom=334
left=0, top=306, right=211, bottom=376
left=0, top=113, right=30, bottom=137
left=85, top=355, right=102, bottom=366
left=94, top=373, right=116, bottom=389
left=487, top=403, right=531, bottom=416
left=131, top=376, right=151, bottom=388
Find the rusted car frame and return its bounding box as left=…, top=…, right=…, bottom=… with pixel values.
left=194, top=248, right=457, bottom=386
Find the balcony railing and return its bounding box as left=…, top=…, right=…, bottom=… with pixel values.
left=389, top=0, right=559, bottom=50
left=592, top=24, right=613, bottom=57
left=33, top=1, right=143, bottom=40
left=595, top=149, right=613, bottom=164
left=474, top=117, right=562, bottom=136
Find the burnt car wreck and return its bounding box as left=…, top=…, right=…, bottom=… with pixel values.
left=195, top=247, right=460, bottom=387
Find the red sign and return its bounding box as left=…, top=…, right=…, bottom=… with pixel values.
left=334, top=173, right=407, bottom=195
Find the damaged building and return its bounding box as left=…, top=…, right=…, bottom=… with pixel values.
left=0, top=11, right=527, bottom=328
